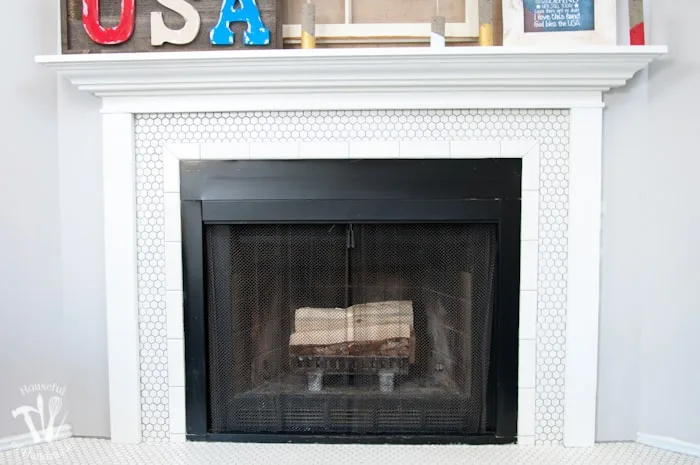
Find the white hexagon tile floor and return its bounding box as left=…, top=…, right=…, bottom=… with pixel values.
left=1, top=439, right=699, bottom=465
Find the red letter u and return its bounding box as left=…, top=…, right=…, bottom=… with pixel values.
left=82, top=0, right=136, bottom=45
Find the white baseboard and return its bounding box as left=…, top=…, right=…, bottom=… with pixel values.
left=638, top=433, right=700, bottom=458
left=0, top=424, right=72, bottom=453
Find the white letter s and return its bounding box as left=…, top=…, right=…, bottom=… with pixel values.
left=151, top=0, right=201, bottom=46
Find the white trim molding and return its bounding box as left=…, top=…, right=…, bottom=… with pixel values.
left=637, top=433, right=700, bottom=458
left=103, top=113, right=142, bottom=444
left=564, top=107, right=603, bottom=447
left=0, top=425, right=72, bottom=453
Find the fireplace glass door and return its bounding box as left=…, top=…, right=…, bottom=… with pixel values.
left=205, top=222, right=498, bottom=436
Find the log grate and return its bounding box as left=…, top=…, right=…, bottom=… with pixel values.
left=291, top=355, right=410, bottom=375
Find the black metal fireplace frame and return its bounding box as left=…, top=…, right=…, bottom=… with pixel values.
left=180, top=159, right=521, bottom=444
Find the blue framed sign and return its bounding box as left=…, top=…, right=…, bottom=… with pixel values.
left=502, top=0, right=615, bottom=45
left=523, top=0, right=594, bottom=33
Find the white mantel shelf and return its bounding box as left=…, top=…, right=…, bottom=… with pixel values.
left=37, top=46, right=666, bottom=113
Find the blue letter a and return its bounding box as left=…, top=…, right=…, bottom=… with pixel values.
left=210, top=0, right=270, bottom=46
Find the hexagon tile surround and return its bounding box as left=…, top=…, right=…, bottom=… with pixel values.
left=134, top=109, right=569, bottom=444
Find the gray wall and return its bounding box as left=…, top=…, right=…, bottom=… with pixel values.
left=597, top=0, right=700, bottom=445
left=638, top=0, right=700, bottom=445
left=597, top=74, right=646, bottom=441
left=596, top=0, right=648, bottom=442
left=0, top=0, right=108, bottom=439
left=0, top=0, right=64, bottom=438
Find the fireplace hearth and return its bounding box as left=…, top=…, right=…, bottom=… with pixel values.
left=181, top=159, right=521, bottom=443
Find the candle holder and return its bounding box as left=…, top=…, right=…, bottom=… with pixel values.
left=479, top=0, right=494, bottom=46
left=301, top=1, right=316, bottom=49
left=629, top=0, right=645, bottom=45
left=431, top=16, right=446, bottom=48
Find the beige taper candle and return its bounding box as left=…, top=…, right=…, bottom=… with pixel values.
left=301, top=1, right=316, bottom=49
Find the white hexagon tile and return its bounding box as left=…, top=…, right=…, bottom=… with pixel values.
left=133, top=109, right=569, bottom=444
left=2, top=439, right=699, bottom=465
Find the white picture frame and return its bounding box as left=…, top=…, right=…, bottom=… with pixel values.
left=283, top=0, right=480, bottom=46
left=502, top=0, right=616, bottom=46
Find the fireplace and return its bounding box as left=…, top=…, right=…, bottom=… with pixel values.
left=181, top=159, right=521, bottom=443
left=38, top=47, right=666, bottom=447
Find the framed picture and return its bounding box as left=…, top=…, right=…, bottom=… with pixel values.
left=502, top=0, right=616, bottom=46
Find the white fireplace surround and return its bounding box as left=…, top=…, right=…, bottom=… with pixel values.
left=37, top=46, right=665, bottom=448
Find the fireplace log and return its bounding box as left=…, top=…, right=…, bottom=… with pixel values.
left=289, top=301, right=415, bottom=358
left=289, top=337, right=412, bottom=357
left=350, top=301, right=414, bottom=327
left=290, top=322, right=411, bottom=345
left=294, top=301, right=414, bottom=333
left=294, top=307, right=347, bottom=333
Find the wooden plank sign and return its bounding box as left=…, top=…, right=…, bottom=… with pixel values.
left=61, top=0, right=283, bottom=53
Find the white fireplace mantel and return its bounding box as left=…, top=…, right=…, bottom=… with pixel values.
left=37, top=46, right=665, bottom=448
left=37, top=46, right=665, bottom=112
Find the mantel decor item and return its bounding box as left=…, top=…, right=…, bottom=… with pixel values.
left=628, top=0, right=645, bottom=45
left=431, top=0, right=446, bottom=48
left=301, top=1, right=316, bottom=49
left=502, top=0, right=616, bottom=46
left=61, top=0, right=283, bottom=53
left=431, top=16, right=446, bottom=48
left=479, top=0, right=494, bottom=46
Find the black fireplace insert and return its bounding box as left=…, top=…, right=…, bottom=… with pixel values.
left=180, top=159, right=521, bottom=444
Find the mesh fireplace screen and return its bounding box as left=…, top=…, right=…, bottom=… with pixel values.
left=206, top=223, right=498, bottom=436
